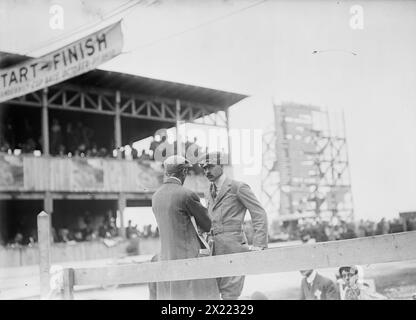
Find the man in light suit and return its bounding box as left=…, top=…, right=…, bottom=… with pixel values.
left=152, top=155, right=220, bottom=299
left=198, top=151, right=268, bottom=300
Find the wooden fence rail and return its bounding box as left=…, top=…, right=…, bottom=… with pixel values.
left=37, top=212, right=416, bottom=300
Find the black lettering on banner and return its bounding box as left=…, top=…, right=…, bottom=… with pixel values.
left=9, top=71, right=17, bottom=86
left=68, top=46, right=78, bottom=63
left=62, top=50, right=67, bottom=66
left=96, top=33, right=107, bottom=51
left=19, top=67, right=28, bottom=82
left=78, top=42, right=85, bottom=59
left=53, top=53, right=60, bottom=69
left=85, top=38, right=95, bottom=56
left=1, top=73, right=8, bottom=88
left=30, top=63, right=38, bottom=78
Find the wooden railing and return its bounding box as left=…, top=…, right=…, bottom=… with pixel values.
left=0, top=153, right=208, bottom=193
left=36, top=211, right=416, bottom=300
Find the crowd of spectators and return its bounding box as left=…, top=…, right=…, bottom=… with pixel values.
left=6, top=214, right=415, bottom=248
left=273, top=216, right=414, bottom=244
left=125, top=220, right=159, bottom=239
left=1, top=117, right=206, bottom=167
left=49, top=118, right=113, bottom=158
left=0, top=117, right=41, bottom=154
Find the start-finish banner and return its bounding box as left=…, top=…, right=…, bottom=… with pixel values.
left=0, top=21, right=123, bottom=103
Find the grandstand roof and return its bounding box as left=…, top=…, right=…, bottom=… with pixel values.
left=0, top=51, right=248, bottom=109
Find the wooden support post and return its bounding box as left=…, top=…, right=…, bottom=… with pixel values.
left=225, top=107, right=234, bottom=178
left=44, top=192, right=53, bottom=239
left=175, top=99, right=182, bottom=156
left=115, top=90, right=122, bottom=159
left=62, top=268, right=74, bottom=300
left=44, top=192, right=53, bottom=213
left=37, top=211, right=51, bottom=299
left=118, top=193, right=126, bottom=238
left=42, top=88, right=50, bottom=156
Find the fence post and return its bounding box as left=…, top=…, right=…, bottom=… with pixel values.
left=37, top=211, right=51, bottom=299
left=62, top=268, right=75, bottom=300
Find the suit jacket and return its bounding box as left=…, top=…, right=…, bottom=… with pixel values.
left=300, top=273, right=339, bottom=300
left=152, top=177, right=219, bottom=300
left=206, top=177, right=268, bottom=254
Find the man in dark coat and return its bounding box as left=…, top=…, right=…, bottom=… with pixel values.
left=198, top=152, right=268, bottom=300
left=299, top=269, right=339, bottom=300
left=152, top=155, right=220, bottom=300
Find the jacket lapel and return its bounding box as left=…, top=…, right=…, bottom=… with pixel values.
left=212, top=178, right=232, bottom=210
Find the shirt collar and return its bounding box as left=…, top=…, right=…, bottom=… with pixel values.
left=213, top=173, right=227, bottom=190
left=165, top=176, right=182, bottom=185
left=306, top=270, right=317, bottom=284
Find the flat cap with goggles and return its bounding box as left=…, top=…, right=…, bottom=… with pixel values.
left=198, top=151, right=228, bottom=168
left=163, top=155, right=192, bottom=175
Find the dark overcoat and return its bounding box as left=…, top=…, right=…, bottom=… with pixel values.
left=152, top=177, right=220, bottom=300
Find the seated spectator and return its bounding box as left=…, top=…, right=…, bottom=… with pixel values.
left=58, top=144, right=66, bottom=156
left=74, top=230, right=84, bottom=242
left=98, top=147, right=108, bottom=157
left=12, top=232, right=24, bottom=246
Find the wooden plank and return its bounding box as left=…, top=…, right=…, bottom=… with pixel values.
left=62, top=268, right=75, bottom=300
left=72, top=231, right=416, bottom=286
left=37, top=211, right=51, bottom=299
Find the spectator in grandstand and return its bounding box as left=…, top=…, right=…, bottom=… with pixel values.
left=50, top=118, right=63, bottom=155
left=126, top=220, right=136, bottom=239
left=4, top=117, right=15, bottom=150
left=98, top=147, right=109, bottom=158
left=0, top=140, right=10, bottom=153
left=376, top=218, right=390, bottom=235
left=299, top=269, right=339, bottom=300
left=58, top=228, right=71, bottom=242
left=65, top=122, right=77, bottom=154
left=131, top=145, right=139, bottom=159
left=11, top=232, right=24, bottom=246
left=138, top=149, right=151, bottom=161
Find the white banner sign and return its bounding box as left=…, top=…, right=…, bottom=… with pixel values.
left=0, top=21, right=123, bottom=103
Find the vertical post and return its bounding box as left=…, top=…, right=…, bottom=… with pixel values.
left=62, top=268, right=74, bottom=300
left=115, top=90, right=122, bottom=159
left=37, top=211, right=51, bottom=299
left=44, top=192, right=53, bottom=240
left=42, top=88, right=50, bottom=156
left=342, top=110, right=355, bottom=223
left=225, top=107, right=232, bottom=162
left=176, top=99, right=182, bottom=156
left=118, top=193, right=126, bottom=238
left=401, top=214, right=408, bottom=232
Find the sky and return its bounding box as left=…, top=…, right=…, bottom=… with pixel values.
left=1, top=0, right=416, bottom=221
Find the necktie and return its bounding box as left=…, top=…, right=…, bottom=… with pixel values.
left=210, top=183, right=217, bottom=199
